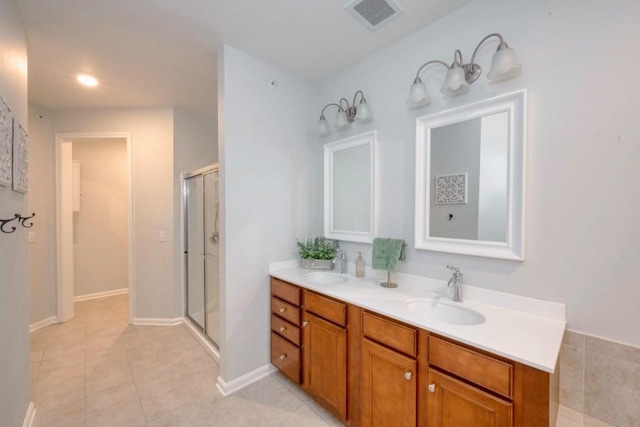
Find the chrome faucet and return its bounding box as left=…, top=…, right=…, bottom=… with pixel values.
left=446, top=265, right=463, bottom=302
left=334, top=250, right=347, bottom=274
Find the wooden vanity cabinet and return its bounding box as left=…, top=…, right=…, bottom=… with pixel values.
left=269, top=277, right=553, bottom=427
left=302, top=290, right=348, bottom=422
left=270, top=278, right=302, bottom=383
left=361, top=311, right=422, bottom=427
left=426, top=335, right=551, bottom=427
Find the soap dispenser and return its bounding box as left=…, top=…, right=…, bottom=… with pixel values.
left=355, top=252, right=365, bottom=277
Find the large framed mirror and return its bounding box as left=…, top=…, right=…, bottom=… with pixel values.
left=414, top=90, right=526, bottom=260
left=324, top=130, right=379, bottom=243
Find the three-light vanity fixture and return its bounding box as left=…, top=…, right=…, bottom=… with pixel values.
left=317, top=90, right=373, bottom=136
left=406, top=33, right=521, bottom=108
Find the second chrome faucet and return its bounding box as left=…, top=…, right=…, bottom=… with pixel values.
left=334, top=250, right=347, bottom=274
left=446, top=265, right=463, bottom=302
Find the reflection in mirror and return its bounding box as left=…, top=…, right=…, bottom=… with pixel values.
left=429, top=112, right=508, bottom=242
left=415, top=90, right=526, bottom=260
left=324, top=131, right=379, bottom=243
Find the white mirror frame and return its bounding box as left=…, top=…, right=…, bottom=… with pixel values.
left=414, top=90, right=526, bottom=261
left=324, top=130, right=379, bottom=244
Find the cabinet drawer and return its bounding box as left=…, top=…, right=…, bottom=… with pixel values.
left=271, top=314, right=301, bottom=346
left=271, top=332, right=301, bottom=384
left=271, top=297, right=301, bottom=326
left=362, top=311, right=417, bottom=357
left=271, top=278, right=301, bottom=306
left=428, top=335, right=513, bottom=399
left=304, top=291, right=346, bottom=327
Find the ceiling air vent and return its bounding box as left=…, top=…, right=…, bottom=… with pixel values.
left=345, top=0, right=404, bottom=32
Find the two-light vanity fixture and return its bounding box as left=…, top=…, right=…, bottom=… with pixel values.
left=316, top=33, right=521, bottom=135
left=317, top=90, right=373, bottom=136
left=406, top=33, right=521, bottom=108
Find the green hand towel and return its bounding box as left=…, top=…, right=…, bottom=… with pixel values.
left=372, top=238, right=406, bottom=273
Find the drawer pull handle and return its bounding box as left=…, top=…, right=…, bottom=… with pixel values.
left=428, top=383, right=436, bottom=393
left=404, top=372, right=412, bottom=381
left=279, top=326, right=286, bottom=332
left=279, top=354, right=287, bottom=360
left=302, top=321, right=309, bottom=327
left=279, top=307, right=286, bottom=313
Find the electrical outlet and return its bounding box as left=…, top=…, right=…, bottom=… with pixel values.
left=159, top=231, right=166, bottom=243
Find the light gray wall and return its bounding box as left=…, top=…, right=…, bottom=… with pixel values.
left=28, top=105, right=56, bottom=324
left=429, top=118, right=481, bottom=240
left=72, top=139, right=128, bottom=297
left=218, top=46, right=315, bottom=382
left=314, top=0, right=640, bottom=346
left=51, top=108, right=177, bottom=319
left=0, top=0, right=30, bottom=424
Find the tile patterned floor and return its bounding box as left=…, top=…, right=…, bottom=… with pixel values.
left=30, top=294, right=343, bottom=427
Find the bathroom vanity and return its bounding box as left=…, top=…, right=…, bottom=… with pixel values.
left=269, top=267, right=564, bottom=427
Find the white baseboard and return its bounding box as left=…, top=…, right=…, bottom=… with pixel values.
left=183, top=318, right=220, bottom=363
left=132, top=317, right=183, bottom=326
left=74, top=288, right=129, bottom=302
left=216, top=364, right=275, bottom=396
left=29, top=316, right=57, bottom=333
left=22, top=402, right=36, bottom=427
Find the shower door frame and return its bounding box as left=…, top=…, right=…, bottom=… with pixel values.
left=182, top=163, right=220, bottom=349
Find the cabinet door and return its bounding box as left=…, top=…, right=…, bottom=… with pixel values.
left=362, top=338, right=417, bottom=427
left=427, top=368, right=512, bottom=427
left=303, top=312, right=347, bottom=421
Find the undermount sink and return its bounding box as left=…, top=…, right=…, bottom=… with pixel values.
left=404, top=298, right=485, bottom=326
left=304, top=272, right=349, bottom=285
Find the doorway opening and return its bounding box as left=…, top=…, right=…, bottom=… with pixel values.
left=55, top=132, right=134, bottom=324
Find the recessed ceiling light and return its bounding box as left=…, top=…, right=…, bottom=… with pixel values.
left=77, top=74, right=98, bottom=87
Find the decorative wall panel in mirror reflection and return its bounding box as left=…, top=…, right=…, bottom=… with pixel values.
left=415, top=90, right=526, bottom=260
left=324, top=131, right=379, bottom=243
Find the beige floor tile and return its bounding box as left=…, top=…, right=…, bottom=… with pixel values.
left=147, top=401, right=209, bottom=427
left=238, top=375, right=306, bottom=425
left=200, top=395, right=271, bottom=427
left=85, top=399, right=146, bottom=427
left=138, top=381, right=189, bottom=421
left=86, top=381, right=140, bottom=419
left=279, top=404, right=333, bottom=427
left=33, top=405, right=85, bottom=427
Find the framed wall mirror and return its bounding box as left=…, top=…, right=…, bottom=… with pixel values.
left=324, top=130, right=379, bottom=243
left=414, top=90, right=526, bottom=260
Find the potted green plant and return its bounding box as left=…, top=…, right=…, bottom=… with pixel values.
left=297, top=237, right=339, bottom=270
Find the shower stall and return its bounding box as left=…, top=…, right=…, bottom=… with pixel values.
left=183, top=164, right=220, bottom=348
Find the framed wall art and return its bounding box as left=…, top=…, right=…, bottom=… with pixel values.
left=0, top=97, right=12, bottom=187
left=12, top=120, right=28, bottom=193
left=435, top=173, right=467, bottom=205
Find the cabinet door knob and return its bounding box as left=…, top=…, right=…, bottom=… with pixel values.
left=279, top=326, right=286, bottom=332
left=279, top=307, right=286, bottom=313
left=279, top=354, right=287, bottom=360
left=428, top=383, right=436, bottom=393
left=302, top=321, right=309, bottom=327
left=404, top=372, right=413, bottom=381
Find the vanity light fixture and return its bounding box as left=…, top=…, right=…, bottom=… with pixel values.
left=317, top=90, right=373, bottom=136
left=406, top=33, right=521, bottom=108
left=77, top=74, right=99, bottom=87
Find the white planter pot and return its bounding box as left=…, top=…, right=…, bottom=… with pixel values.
left=301, top=259, right=334, bottom=270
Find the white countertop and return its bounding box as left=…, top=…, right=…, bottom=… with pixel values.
left=270, top=262, right=566, bottom=373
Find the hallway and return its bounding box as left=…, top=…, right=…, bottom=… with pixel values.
left=29, top=295, right=341, bottom=426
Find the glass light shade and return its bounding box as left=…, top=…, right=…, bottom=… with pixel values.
left=355, top=101, right=373, bottom=122
left=406, top=81, right=430, bottom=108
left=334, top=110, right=350, bottom=130
left=317, top=117, right=331, bottom=136
left=441, top=66, right=469, bottom=94
left=487, top=47, right=521, bottom=82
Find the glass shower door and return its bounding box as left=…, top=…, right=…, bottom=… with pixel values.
left=204, top=171, right=220, bottom=347
left=186, top=176, right=205, bottom=329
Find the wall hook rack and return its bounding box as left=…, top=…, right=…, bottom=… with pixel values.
left=1, top=213, right=36, bottom=234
